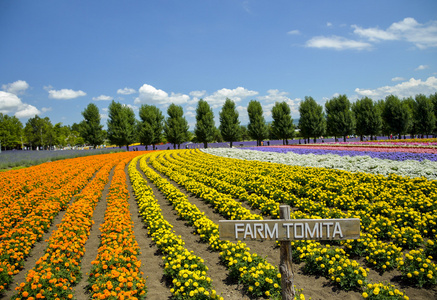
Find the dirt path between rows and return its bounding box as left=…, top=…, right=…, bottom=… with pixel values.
left=73, top=167, right=114, bottom=300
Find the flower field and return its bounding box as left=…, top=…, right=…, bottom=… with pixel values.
left=1, top=140, right=436, bottom=299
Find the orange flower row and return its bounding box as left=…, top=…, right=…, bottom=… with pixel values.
left=0, top=159, right=96, bottom=238
left=87, top=153, right=148, bottom=300
left=10, top=152, right=140, bottom=299
left=0, top=154, right=117, bottom=295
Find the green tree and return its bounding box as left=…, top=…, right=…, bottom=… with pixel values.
left=403, top=97, right=418, bottom=138
left=271, top=101, right=295, bottom=145
left=247, top=100, right=268, bottom=146
left=375, top=99, right=389, bottom=137
left=298, top=96, right=325, bottom=143
left=219, top=98, right=241, bottom=148
left=107, top=100, right=136, bottom=150
left=194, top=99, right=215, bottom=148
left=240, top=125, right=249, bottom=141
left=325, top=94, right=355, bottom=142
left=430, top=93, right=437, bottom=136
left=80, top=103, right=104, bottom=149
left=352, top=97, right=382, bottom=141
left=382, top=95, right=411, bottom=139
left=0, top=114, right=23, bottom=150
left=0, top=113, right=23, bottom=150
left=164, top=104, right=189, bottom=149
left=139, top=105, right=164, bottom=150
left=24, top=115, right=53, bottom=150
left=414, top=94, right=435, bottom=138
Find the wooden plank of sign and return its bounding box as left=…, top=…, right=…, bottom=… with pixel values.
left=219, top=218, right=360, bottom=241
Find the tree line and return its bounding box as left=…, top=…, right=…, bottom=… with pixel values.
left=1, top=92, right=436, bottom=151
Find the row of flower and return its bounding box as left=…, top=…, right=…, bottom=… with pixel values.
left=173, top=150, right=436, bottom=231
left=128, top=155, right=220, bottom=300
left=11, top=152, right=141, bottom=299
left=0, top=153, right=120, bottom=295
left=203, top=148, right=437, bottom=181
left=0, top=157, right=92, bottom=237
left=87, top=154, right=147, bottom=300
left=350, top=138, right=437, bottom=145
left=191, top=149, right=437, bottom=240
left=162, top=149, right=437, bottom=298
left=136, top=152, right=295, bottom=299
left=151, top=151, right=409, bottom=299
left=252, top=146, right=437, bottom=162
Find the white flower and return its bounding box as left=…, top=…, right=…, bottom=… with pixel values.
left=201, top=148, right=437, bottom=180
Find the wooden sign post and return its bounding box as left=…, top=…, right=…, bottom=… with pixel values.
left=219, top=205, right=361, bottom=300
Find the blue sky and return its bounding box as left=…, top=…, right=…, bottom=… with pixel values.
left=1, top=0, right=436, bottom=129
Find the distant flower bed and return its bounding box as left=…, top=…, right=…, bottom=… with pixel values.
left=249, top=146, right=437, bottom=162
left=0, top=148, right=124, bottom=169
left=203, top=148, right=437, bottom=180
left=269, top=145, right=437, bottom=154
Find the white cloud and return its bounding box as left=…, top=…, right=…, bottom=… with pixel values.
left=41, top=107, right=52, bottom=113
left=185, top=111, right=196, bottom=118
left=92, top=95, right=113, bottom=101
left=48, top=89, right=86, bottom=100
left=353, top=17, right=437, bottom=49
left=287, top=29, right=300, bottom=35
left=258, top=89, right=301, bottom=117
left=204, top=87, right=258, bottom=109
left=352, top=25, right=398, bottom=42
left=415, top=64, right=429, bottom=71
left=306, top=35, right=372, bottom=50
left=134, top=84, right=190, bottom=105
left=236, top=105, right=249, bottom=124
left=355, top=76, right=437, bottom=99
left=189, top=90, right=207, bottom=98
left=307, top=17, right=437, bottom=51
left=392, top=77, right=406, bottom=82
left=2, top=80, right=29, bottom=95
left=327, top=22, right=333, bottom=27
left=0, top=91, right=41, bottom=118
left=117, top=87, right=136, bottom=95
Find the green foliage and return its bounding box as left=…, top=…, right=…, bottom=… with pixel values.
left=0, top=113, right=23, bottom=150
left=194, top=99, right=215, bottom=148
left=80, top=103, right=104, bottom=149
left=325, top=94, right=355, bottom=142
left=247, top=100, right=267, bottom=146
left=414, top=94, right=435, bottom=136
left=107, top=100, right=136, bottom=150
left=382, top=95, right=412, bottom=139
left=271, top=101, right=295, bottom=144
left=219, top=98, right=240, bottom=147
left=24, top=115, right=53, bottom=149
left=139, top=105, right=164, bottom=149
left=352, top=97, right=382, bottom=140
left=298, top=96, right=325, bottom=142
left=164, top=104, right=189, bottom=148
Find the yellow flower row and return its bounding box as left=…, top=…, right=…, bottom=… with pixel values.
left=138, top=152, right=283, bottom=299
left=171, top=150, right=416, bottom=296
left=151, top=152, right=262, bottom=221
left=128, top=155, right=220, bottom=300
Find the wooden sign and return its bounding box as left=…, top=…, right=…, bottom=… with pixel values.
left=219, top=218, right=360, bottom=241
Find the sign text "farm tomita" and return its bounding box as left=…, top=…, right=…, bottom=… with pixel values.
left=219, top=218, right=360, bottom=241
